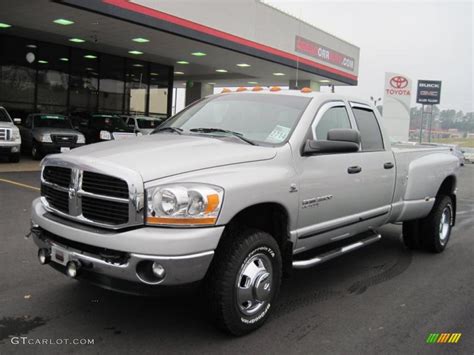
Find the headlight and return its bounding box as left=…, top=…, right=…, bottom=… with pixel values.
left=136, top=132, right=143, bottom=137
left=146, top=183, right=224, bottom=226
left=76, top=134, right=85, bottom=144
left=12, top=128, right=20, bottom=141
left=100, top=130, right=112, bottom=140
left=39, top=134, right=52, bottom=143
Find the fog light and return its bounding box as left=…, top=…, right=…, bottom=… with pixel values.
left=152, top=262, right=166, bottom=279
left=66, top=260, right=81, bottom=278
left=11, top=146, right=20, bottom=153
left=38, top=248, right=50, bottom=265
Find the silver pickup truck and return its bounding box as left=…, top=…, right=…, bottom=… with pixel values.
left=30, top=90, right=460, bottom=335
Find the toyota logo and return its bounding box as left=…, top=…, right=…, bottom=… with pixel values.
left=390, top=76, right=408, bottom=89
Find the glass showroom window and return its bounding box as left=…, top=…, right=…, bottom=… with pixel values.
left=0, top=35, right=36, bottom=107
left=69, top=48, right=99, bottom=113
left=99, top=54, right=125, bottom=113
left=36, top=42, right=69, bottom=114
left=125, top=60, right=148, bottom=115
left=148, top=63, right=169, bottom=119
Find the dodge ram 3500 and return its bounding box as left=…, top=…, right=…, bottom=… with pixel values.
left=29, top=90, right=460, bottom=335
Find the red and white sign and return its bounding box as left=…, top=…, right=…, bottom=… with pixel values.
left=383, top=72, right=412, bottom=142
left=295, top=35, right=355, bottom=71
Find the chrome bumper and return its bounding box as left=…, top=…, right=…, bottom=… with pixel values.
left=31, top=198, right=223, bottom=286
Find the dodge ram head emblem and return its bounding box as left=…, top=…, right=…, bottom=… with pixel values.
left=390, top=76, right=408, bottom=89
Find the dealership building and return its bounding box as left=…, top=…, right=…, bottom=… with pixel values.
left=0, top=0, right=360, bottom=119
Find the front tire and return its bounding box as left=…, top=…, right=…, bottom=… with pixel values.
left=8, top=153, right=20, bottom=163
left=206, top=229, right=282, bottom=335
left=31, top=143, right=41, bottom=160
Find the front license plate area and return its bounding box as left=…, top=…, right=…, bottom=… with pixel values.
left=51, top=245, right=69, bottom=266
left=60, top=147, right=71, bottom=153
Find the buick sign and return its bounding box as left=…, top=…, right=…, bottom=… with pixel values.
left=416, top=80, right=442, bottom=104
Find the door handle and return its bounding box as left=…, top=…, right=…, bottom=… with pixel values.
left=384, top=162, right=394, bottom=169
left=347, top=166, right=362, bottom=174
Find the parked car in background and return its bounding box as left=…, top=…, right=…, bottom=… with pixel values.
left=19, top=114, right=85, bottom=160
left=123, top=115, right=164, bottom=135
left=0, top=106, right=21, bottom=162
left=462, top=147, right=474, bottom=164
left=72, top=113, right=137, bottom=144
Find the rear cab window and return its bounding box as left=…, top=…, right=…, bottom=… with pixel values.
left=351, top=106, right=384, bottom=151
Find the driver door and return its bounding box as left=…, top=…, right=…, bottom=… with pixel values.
left=295, top=101, right=369, bottom=251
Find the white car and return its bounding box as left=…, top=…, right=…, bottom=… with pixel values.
left=0, top=106, right=21, bottom=162
left=123, top=115, right=164, bottom=135
left=462, top=147, right=474, bottom=164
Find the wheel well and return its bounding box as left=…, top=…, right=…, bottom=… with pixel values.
left=437, top=175, right=456, bottom=197
left=222, top=203, right=293, bottom=276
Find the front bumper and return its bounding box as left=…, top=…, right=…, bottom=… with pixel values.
left=38, top=142, right=84, bottom=154
left=31, top=198, right=223, bottom=288
left=0, top=142, right=20, bottom=155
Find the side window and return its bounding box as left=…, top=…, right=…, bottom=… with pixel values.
left=314, top=106, right=351, bottom=140
left=352, top=108, right=384, bottom=151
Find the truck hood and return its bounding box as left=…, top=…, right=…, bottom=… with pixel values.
left=61, top=133, right=277, bottom=181
left=0, top=121, right=15, bottom=129
left=33, top=127, right=82, bottom=136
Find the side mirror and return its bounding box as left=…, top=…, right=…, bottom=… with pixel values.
left=13, top=118, right=21, bottom=125
left=303, top=128, right=360, bottom=155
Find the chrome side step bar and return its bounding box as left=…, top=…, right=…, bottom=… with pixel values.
left=292, top=233, right=382, bottom=269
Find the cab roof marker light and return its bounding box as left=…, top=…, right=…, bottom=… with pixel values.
left=301, top=87, right=312, bottom=93
left=236, top=87, right=247, bottom=92
left=270, top=86, right=281, bottom=92
left=252, top=86, right=264, bottom=92
left=221, top=88, right=232, bottom=93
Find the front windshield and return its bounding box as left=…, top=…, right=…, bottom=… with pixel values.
left=137, top=117, right=162, bottom=129
left=0, top=108, right=12, bottom=123
left=157, top=94, right=312, bottom=145
left=34, top=115, right=73, bottom=129
left=91, top=115, right=129, bottom=130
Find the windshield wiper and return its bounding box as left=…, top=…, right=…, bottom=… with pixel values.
left=189, top=128, right=256, bottom=146
left=153, top=126, right=183, bottom=135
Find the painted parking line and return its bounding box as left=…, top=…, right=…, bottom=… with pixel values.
left=0, top=178, right=40, bottom=192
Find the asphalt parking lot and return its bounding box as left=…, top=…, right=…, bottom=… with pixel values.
left=0, top=165, right=473, bottom=354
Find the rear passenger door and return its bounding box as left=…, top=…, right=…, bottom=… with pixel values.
left=348, top=102, right=396, bottom=215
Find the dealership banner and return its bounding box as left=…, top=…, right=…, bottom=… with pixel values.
left=416, top=80, right=442, bottom=104
left=295, top=35, right=355, bottom=71
left=383, top=72, right=412, bottom=142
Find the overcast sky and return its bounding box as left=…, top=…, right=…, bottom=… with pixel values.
left=266, top=0, right=473, bottom=113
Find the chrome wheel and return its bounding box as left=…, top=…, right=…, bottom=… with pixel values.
left=439, top=205, right=451, bottom=245
left=235, top=253, right=273, bottom=316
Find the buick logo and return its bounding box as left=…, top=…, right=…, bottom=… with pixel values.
left=390, top=76, right=408, bottom=89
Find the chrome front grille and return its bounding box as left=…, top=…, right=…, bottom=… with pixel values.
left=82, top=171, right=129, bottom=199
left=40, top=161, right=144, bottom=229
left=0, top=128, right=10, bottom=141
